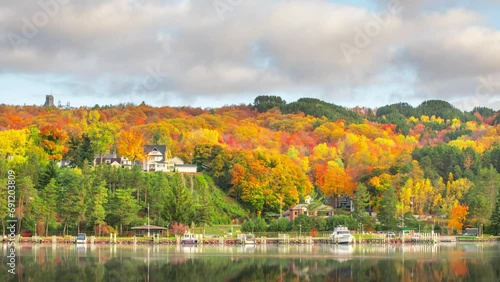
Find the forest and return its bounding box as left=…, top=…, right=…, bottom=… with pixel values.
left=0, top=96, right=499, bottom=236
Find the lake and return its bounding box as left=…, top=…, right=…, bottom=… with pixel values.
left=1, top=242, right=500, bottom=281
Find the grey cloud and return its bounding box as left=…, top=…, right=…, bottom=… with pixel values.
left=0, top=0, right=499, bottom=110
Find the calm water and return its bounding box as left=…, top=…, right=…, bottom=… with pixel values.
left=2, top=242, right=500, bottom=281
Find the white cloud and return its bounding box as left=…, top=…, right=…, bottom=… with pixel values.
left=0, top=0, right=499, bottom=110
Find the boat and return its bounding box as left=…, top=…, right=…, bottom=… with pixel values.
left=75, top=233, right=87, bottom=244
left=239, top=233, right=256, bottom=244
left=330, top=226, right=353, bottom=244
left=181, top=232, right=198, bottom=244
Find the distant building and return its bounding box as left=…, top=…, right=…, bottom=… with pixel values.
left=94, top=153, right=133, bottom=169
left=288, top=204, right=308, bottom=221
left=44, top=95, right=54, bottom=107
left=174, top=164, right=198, bottom=174
left=337, top=196, right=354, bottom=211
left=142, top=145, right=168, bottom=172
left=131, top=225, right=167, bottom=237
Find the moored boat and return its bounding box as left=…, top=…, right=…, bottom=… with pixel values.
left=239, top=233, right=256, bottom=244
left=181, top=232, right=198, bottom=244
left=330, top=226, right=353, bottom=244
left=75, top=233, right=87, bottom=244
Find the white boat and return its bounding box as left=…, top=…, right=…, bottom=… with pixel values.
left=75, top=233, right=87, bottom=244
left=239, top=233, right=256, bottom=244
left=181, top=232, right=198, bottom=244
left=330, top=226, right=353, bottom=244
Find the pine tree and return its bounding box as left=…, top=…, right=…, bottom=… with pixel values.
left=164, top=175, right=193, bottom=225
left=489, top=191, right=500, bottom=235
left=354, top=183, right=370, bottom=221
left=378, top=185, right=398, bottom=230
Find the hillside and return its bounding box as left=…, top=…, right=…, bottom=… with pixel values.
left=0, top=97, right=499, bottom=234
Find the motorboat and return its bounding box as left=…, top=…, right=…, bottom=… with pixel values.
left=330, top=226, right=353, bottom=244
left=239, top=233, right=256, bottom=244
left=181, top=232, right=198, bottom=244
left=75, top=233, right=87, bottom=244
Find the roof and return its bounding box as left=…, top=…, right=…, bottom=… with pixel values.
left=175, top=164, right=198, bottom=167
left=290, top=204, right=308, bottom=210
left=131, top=224, right=167, bottom=230
left=144, top=145, right=166, bottom=162
left=95, top=157, right=122, bottom=165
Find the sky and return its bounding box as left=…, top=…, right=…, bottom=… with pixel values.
left=0, top=0, right=499, bottom=110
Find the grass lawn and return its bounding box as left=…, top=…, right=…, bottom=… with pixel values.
left=203, top=225, right=242, bottom=237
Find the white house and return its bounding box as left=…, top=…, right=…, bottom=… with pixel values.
left=94, top=153, right=132, bottom=169
left=142, top=145, right=168, bottom=172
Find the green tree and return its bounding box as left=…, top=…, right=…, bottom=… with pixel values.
left=88, top=122, right=116, bottom=164
left=0, top=178, right=7, bottom=237
left=378, top=186, right=398, bottom=230
left=354, top=183, right=370, bottom=221
left=268, top=217, right=292, bottom=232
left=489, top=190, right=500, bottom=235
left=57, top=169, right=86, bottom=235
left=38, top=160, right=59, bottom=189
left=88, top=181, right=108, bottom=236
left=15, top=176, right=38, bottom=234
left=66, top=134, right=94, bottom=168
left=241, top=217, right=267, bottom=232
left=193, top=179, right=213, bottom=227
left=164, top=175, right=193, bottom=225
left=109, top=188, right=140, bottom=235
left=325, top=215, right=358, bottom=231
left=40, top=178, right=58, bottom=236
left=292, top=214, right=316, bottom=233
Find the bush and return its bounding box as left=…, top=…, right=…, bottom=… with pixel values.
left=325, top=215, right=358, bottom=231
left=268, top=218, right=292, bottom=232
left=292, top=214, right=316, bottom=232
left=241, top=217, right=267, bottom=232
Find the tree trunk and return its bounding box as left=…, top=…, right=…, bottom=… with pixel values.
left=17, top=217, right=22, bottom=235
left=63, top=221, right=67, bottom=237
left=120, top=221, right=123, bottom=236
left=45, top=216, right=49, bottom=236
left=1, top=219, right=4, bottom=237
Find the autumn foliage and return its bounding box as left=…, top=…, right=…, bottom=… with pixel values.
left=0, top=98, right=499, bottom=223
left=448, top=204, right=469, bottom=231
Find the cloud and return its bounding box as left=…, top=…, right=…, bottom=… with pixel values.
left=0, top=0, right=499, bottom=110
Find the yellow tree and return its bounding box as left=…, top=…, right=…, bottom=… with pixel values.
left=448, top=204, right=468, bottom=231
left=117, top=129, right=145, bottom=165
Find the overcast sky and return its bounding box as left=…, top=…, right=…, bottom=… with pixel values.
left=1, top=0, right=499, bottom=110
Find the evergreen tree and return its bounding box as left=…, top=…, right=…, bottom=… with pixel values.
left=164, top=175, right=193, bottom=225
left=40, top=178, right=58, bottom=236
left=489, top=191, right=500, bottom=235
left=193, top=181, right=213, bottom=227
left=109, top=188, right=140, bottom=235
left=378, top=186, right=398, bottom=230
left=354, top=183, right=370, bottom=221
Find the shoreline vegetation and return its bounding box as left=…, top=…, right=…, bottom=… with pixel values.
left=4, top=234, right=498, bottom=245
left=0, top=97, right=499, bottom=240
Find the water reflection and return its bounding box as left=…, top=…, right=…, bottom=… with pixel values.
left=1, top=243, right=500, bottom=281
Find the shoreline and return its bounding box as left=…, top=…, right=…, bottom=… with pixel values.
left=3, top=235, right=498, bottom=245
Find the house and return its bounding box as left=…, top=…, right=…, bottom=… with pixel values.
left=337, top=195, right=354, bottom=211
left=175, top=164, right=198, bottom=173
left=131, top=224, right=168, bottom=237
left=142, top=145, right=168, bottom=172
left=94, top=153, right=133, bottom=169
left=286, top=202, right=334, bottom=221
left=169, top=156, right=185, bottom=167
left=288, top=204, right=308, bottom=221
